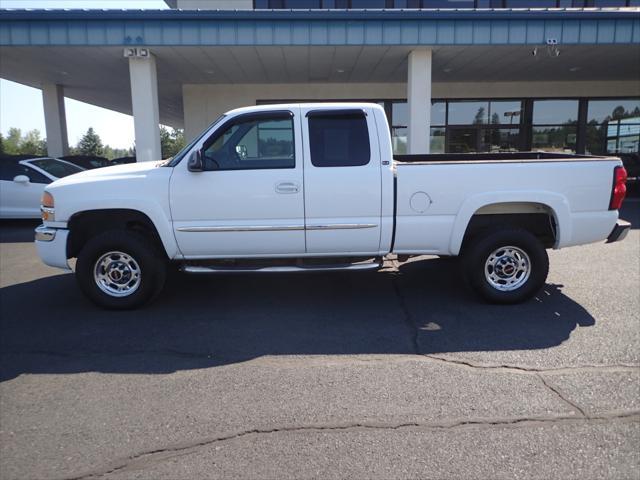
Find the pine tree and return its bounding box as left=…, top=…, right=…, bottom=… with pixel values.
left=160, top=126, right=186, bottom=159
left=77, top=127, right=104, bottom=156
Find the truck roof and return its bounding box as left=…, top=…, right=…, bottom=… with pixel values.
left=225, top=102, right=385, bottom=117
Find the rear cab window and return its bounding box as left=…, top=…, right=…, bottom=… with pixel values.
left=307, top=110, right=371, bottom=167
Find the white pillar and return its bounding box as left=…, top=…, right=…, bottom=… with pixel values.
left=407, top=49, right=432, bottom=154
left=42, top=84, right=69, bottom=158
left=129, top=53, right=161, bottom=162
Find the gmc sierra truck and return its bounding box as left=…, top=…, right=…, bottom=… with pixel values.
left=35, top=103, right=630, bottom=309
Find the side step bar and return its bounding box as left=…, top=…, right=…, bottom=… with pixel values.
left=181, top=261, right=382, bottom=274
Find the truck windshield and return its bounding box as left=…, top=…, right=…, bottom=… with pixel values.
left=166, top=115, right=226, bottom=167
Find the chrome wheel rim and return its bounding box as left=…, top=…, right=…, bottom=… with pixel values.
left=484, top=245, right=531, bottom=292
left=94, top=251, right=141, bottom=297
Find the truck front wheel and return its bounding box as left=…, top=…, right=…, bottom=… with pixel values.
left=76, top=230, right=166, bottom=310
left=462, top=228, right=549, bottom=304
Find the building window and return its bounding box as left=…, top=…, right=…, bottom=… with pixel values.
left=255, top=0, right=633, bottom=7
left=531, top=100, right=578, bottom=153
left=391, top=101, right=446, bottom=154
left=586, top=99, right=640, bottom=155
left=448, top=101, right=489, bottom=125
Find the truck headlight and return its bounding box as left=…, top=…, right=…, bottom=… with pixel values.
left=41, top=191, right=55, bottom=221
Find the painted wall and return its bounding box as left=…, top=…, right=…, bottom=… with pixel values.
left=175, top=0, right=253, bottom=9
left=182, top=80, right=640, bottom=140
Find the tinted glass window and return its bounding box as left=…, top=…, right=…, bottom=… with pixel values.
left=431, top=102, right=447, bottom=125
left=490, top=101, right=523, bottom=125
left=351, top=0, right=386, bottom=6
left=532, top=126, right=577, bottom=153
left=448, top=101, right=490, bottom=125
left=589, top=0, right=628, bottom=5
left=393, top=0, right=422, bottom=6
left=283, top=0, right=322, bottom=6
left=392, top=101, right=446, bottom=127
left=203, top=115, right=295, bottom=171
left=309, top=112, right=370, bottom=167
left=430, top=128, right=446, bottom=153
left=532, top=100, right=579, bottom=125
left=422, top=0, right=475, bottom=6
left=588, top=99, right=640, bottom=123
left=0, top=161, right=51, bottom=184
left=28, top=159, right=83, bottom=179
left=586, top=99, right=640, bottom=155
left=505, top=0, right=556, bottom=5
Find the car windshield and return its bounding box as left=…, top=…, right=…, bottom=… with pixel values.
left=28, top=158, right=84, bottom=179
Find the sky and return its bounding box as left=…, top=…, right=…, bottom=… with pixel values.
left=0, top=0, right=169, bottom=149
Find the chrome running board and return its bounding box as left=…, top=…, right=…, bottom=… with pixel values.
left=181, top=261, right=382, bottom=274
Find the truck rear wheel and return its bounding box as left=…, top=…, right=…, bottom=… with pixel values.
left=462, top=228, right=549, bottom=304
left=76, top=230, right=166, bottom=310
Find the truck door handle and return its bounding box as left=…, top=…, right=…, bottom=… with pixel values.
left=275, top=182, right=300, bottom=194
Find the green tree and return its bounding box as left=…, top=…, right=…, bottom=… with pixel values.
left=1, top=128, right=46, bottom=156
left=160, top=126, right=185, bottom=159
left=19, top=129, right=47, bottom=156
left=4, top=127, right=22, bottom=154
left=77, top=127, right=104, bottom=156
left=0, top=132, right=4, bottom=155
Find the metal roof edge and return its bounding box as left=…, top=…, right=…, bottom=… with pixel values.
left=0, top=8, right=639, bottom=21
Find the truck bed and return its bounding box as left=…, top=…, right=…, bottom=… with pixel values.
left=392, top=154, right=621, bottom=256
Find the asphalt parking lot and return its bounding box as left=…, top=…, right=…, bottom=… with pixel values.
left=1, top=202, right=638, bottom=480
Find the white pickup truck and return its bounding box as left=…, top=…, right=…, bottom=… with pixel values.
left=35, top=103, right=630, bottom=309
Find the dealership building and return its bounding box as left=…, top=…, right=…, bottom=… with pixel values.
left=0, top=1, right=638, bottom=162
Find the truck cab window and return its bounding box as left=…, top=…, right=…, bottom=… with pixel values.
left=308, top=112, right=370, bottom=167
left=202, top=115, right=295, bottom=171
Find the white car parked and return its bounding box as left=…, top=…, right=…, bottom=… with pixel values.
left=0, top=157, right=84, bottom=219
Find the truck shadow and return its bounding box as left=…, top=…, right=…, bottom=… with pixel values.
left=0, top=257, right=595, bottom=381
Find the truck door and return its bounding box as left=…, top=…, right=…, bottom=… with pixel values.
left=301, top=107, right=382, bottom=255
left=170, top=109, right=306, bottom=258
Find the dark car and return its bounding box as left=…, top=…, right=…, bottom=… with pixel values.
left=111, top=156, right=136, bottom=165
left=60, top=155, right=111, bottom=170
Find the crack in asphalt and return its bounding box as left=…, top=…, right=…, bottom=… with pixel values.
left=421, top=354, right=640, bottom=375
left=62, top=411, right=639, bottom=480
left=391, top=275, right=420, bottom=355
left=537, top=373, right=587, bottom=417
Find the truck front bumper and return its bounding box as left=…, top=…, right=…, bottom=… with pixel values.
left=606, top=220, right=631, bottom=244
left=35, top=225, right=71, bottom=270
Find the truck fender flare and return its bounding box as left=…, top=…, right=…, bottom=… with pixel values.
left=448, top=190, right=571, bottom=255
left=66, top=199, right=179, bottom=260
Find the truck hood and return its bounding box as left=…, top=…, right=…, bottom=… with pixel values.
left=49, top=161, right=167, bottom=188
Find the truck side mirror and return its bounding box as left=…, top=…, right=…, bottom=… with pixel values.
left=187, top=150, right=203, bottom=172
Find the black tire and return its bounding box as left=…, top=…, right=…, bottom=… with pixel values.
left=75, top=229, right=167, bottom=310
left=462, top=228, right=549, bottom=304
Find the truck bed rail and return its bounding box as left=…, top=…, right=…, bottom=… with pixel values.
left=394, top=152, right=613, bottom=164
